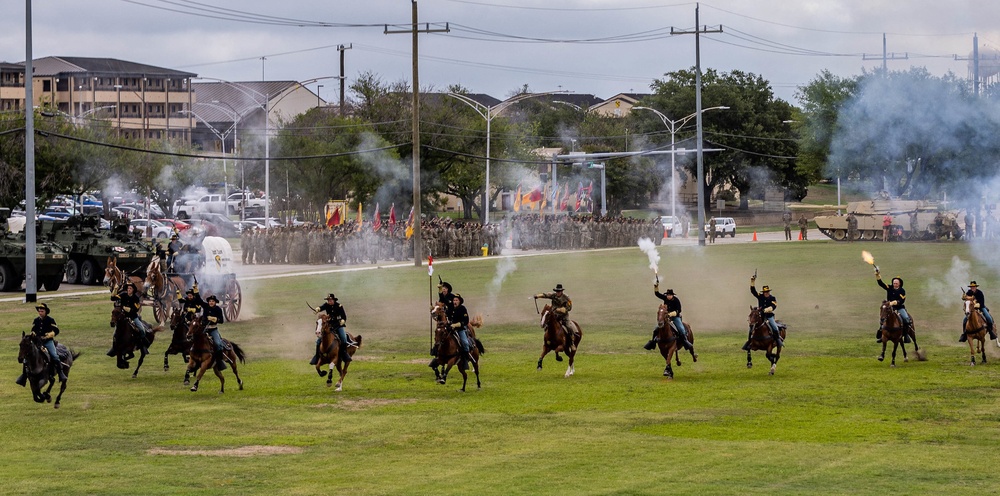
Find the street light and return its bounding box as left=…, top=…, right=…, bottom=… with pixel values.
left=316, top=85, right=323, bottom=108
left=180, top=109, right=235, bottom=217
left=632, top=105, right=729, bottom=222
left=445, top=90, right=568, bottom=225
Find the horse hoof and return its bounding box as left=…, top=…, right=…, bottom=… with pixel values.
left=53, top=403, right=60, bottom=409
left=747, top=363, right=752, bottom=369
left=904, top=357, right=909, bottom=362
left=877, top=356, right=884, bottom=362
left=890, top=364, right=895, bottom=368
left=536, top=367, right=542, bottom=372
left=769, top=368, right=775, bottom=376
left=318, top=370, right=328, bottom=377
left=163, top=366, right=169, bottom=372
left=183, top=380, right=190, bottom=386
left=555, top=355, right=563, bottom=362
left=335, top=385, right=343, bottom=392
left=190, top=387, right=198, bottom=392
left=239, top=384, right=244, bottom=391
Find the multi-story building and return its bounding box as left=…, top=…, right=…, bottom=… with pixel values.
left=0, top=62, right=26, bottom=112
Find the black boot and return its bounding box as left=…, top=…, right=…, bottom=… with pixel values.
left=56, top=364, right=67, bottom=382
left=309, top=343, right=320, bottom=365
left=14, top=372, right=27, bottom=387
left=959, top=331, right=968, bottom=343
left=643, top=330, right=658, bottom=350
left=875, top=329, right=882, bottom=343
left=430, top=343, right=439, bottom=357
left=989, top=325, right=997, bottom=340
left=903, top=325, right=912, bottom=343
left=214, top=351, right=227, bottom=371
left=338, top=343, right=352, bottom=363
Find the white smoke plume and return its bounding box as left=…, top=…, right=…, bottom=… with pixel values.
left=926, top=256, right=972, bottom=308
left=484, top=255, right=517, bottom=317
left=637, top=237, right=660, bottom=274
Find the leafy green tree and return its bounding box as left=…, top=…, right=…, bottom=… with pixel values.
left=795, top=70, right=859, bottom=186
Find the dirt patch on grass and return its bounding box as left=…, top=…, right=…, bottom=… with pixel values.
left=147, top=445, right=304, bottom=457
left=314, top=398, right=417, bottom=410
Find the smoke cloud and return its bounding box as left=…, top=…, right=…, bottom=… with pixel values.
left=637, top=237, right=660, bottom=274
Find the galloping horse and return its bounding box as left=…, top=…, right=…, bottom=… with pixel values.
left=878, top=300, right=922, bottom=366
left=185, top=318, right=245, bottom=393
left=963, top=299, right=988, bottom=366
left=746, top=306, right=786, bottom=375
left=655, top=304, right=697, bottom=379
left=109, top=305, right=163, bottom=378
left=164, top=305, right=193, bottom=384
left=429, top=301, right=484, bottom=391
left=143, top=256, right=184, bottom=323
left=537, top=304, right=582, bottom=378
left=313, top=314, right=363, bottom=391
left=18, top=332, right=80, bottom=409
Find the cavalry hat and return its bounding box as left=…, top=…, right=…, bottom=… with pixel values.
left=438, top=281, right=453, bottom=292
left=664, top=289, right=676, bottom=296
left=451, top=293, right=464, bottom=304
left=126, top=282, right=137, bottom=291
left=893, top=277, right=904, bottom=286
left=761, top=285, right=771, bottom=292
left=326, top=293, right=338, bottom=301
left=170, top=233, right=179, bottom=240
left=553, top=284, right=565, bottom=292
left=206, top=295, right=219, bottom=303
left=970, top=281, right=979, bottom=287
left=35, top=302, right=49, bottom=312
left=185, top=289, right=195, bottom=296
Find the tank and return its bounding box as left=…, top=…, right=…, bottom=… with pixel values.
left=40, top=216, right=156, bottom=285
left=813, top=198, right=963, bottom=241
left=0, top=209, right=70, bottom=291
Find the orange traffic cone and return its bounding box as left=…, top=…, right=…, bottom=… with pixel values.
left=752, top=231, right=758, bottom=241
left=798, top=230, right=803, bottom=240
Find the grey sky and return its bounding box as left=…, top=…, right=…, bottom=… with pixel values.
left=2, top=1, right=995, bottom=104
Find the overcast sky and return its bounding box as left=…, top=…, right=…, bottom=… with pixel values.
left=2, top=1, right=996, bottom=105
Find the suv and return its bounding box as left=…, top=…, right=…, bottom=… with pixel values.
left=660, top=215, right=683, bottom=237
left=705, top=217, right=737, bottom=237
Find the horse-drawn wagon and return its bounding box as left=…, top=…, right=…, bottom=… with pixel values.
left=145, top=235, right=242, bottom=323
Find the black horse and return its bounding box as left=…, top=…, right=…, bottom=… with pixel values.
left=109, top=305, right=163, bottom=378
left=18, top=333, right=80, bottom=409
left=164, top=305, right=193, bottom=385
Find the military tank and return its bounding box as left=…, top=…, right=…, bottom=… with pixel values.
left=0, top=209, right=69, bottom=292
left=40, top=217, right=156, bottom=285
left=813, top=198, right=963, bottom=241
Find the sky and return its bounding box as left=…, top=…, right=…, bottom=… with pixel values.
left=2, top=1, right=997, bottom=105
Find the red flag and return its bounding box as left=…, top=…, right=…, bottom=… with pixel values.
left=372, top=202, right=381, bottom=231
left=559, top=183, right=570, bottom=211
left=575, top=182, right=583, bottom=211
left=428, top=254, right=434, bottom=276
left=388, top=203, right=397, bottom=231
left=328, top=206, right=341, bottom=227
left=527, top=187, right=543, bottom=203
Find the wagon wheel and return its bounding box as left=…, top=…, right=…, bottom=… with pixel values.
left=223, top=279, right=242, bottom=322
left=153, top=300, right=170, bottom=324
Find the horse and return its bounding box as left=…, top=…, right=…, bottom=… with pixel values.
left=143, top=256, right=184, bottom=323
left=109, top=305, right=163, bottom=378
left=185, top=317, right=245, bottom=393
left=164, top=304, right=193, bottom=384
left=878, top=300, right=923, bottom=366
left=102, top=256, right=144, bottom=292
left=429, top=301, right=484, bottom=391
left=746, top=306, right=786, bottom=375
left=18, top=333, right=80, bottom=409
left=654, top=304, right=697, bottom=379
left=313, top=314, right=363, bottom=391
left=963, top=299, right=988, bottom=366
left=537, top=304, right=582, bottom=378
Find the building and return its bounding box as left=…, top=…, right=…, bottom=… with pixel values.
left=0, top=62, right=26, bottom=112
left=591, top=93, right=650, bottom=117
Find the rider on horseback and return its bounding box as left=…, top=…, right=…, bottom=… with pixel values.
left=180, top=284, right=205, bottom=322
left=166, top=233, right=182, bottom=272
left=447, top=293, right=475, bottom=369
left=534, top=284, right=576, bottom=352
left=112, top=283, right=153, bottom=354
left=15, top=303, right=66, bottom=385
left=875, top=269, right=912, bottom=342
left=312, top=293, right=355, bottom=365
left=743, top=276, right=782, bottom=350
left=961, top=281, right=997, bottom=342
left=644, top=286, right=695, bottom=352
left=202, top=295, right=229, bottom=370
left=438, top=279, right=455, bottom=306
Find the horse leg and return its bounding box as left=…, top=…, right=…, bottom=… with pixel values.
left=969, top=339, right=977, bottom=366
left=214, top=366, right=225, bottom=394
left=335, top=361, right=348, bottom=392
left=537, top=347, right=550, bottom=371
left=132, top=347, right=148, bottom=378
left=229, top=355, right=243, bottom=391
left=771, top=349, right=781, bottom=376
left=54, top=378, right=67, bottom=409
left=471, top=352, right=481, bottom=390
left=890, top=341, right=899, bottom=367
left=878, top=339, right=887, bottom=362
left=190, top=362, right=210, bottom=392
left=163, top=352, right=169, bottom=372
left=747, top=350, right=753, bottom=369
left=900, top=340, right=909, bottom=362
left=565, top=350, right=575, bottom=378
left=767, top=346, right=778, bottom=375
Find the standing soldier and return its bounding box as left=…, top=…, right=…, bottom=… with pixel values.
left=798, top=215, right=809, bottom=240
left=782, top=210, right=792, bottom=241
left=847, top=213, right=858, bottom=243
left=909, top=212, right=920, bottom=240
left=708, top=218, right=717, bottom=244
left=882, top=214, right=893, bottom=242
left=965, top=210, right=976, bottom=240
left=167, top=233, right=183, bottom=271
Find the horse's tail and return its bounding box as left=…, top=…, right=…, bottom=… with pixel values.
left=353, top=335, right=363, bottom=348
left=72, top=350, right=82, bottom=360
left=474, top=338, right=485, bottom=355
left=229, top=342, right=247, bottom=364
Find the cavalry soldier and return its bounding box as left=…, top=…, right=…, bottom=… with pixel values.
left=534, top=283, right=576, bottom=352
left=312, top=293, right=354, bottom=365
left=111, top=283, right=153, bottom=355
left=202, top=295, right=229, bottom=370
left=438, top=279, right=456, bottom=306
left=961, top=281, right=997, bottom=342
left=644, top=285, right=695, bottom=353
left=882, top=214, right=893, bottom=242
left=447, top=293, right=475, bottom=368
left=744, top=275, right=782, bottom=350
left=179, top=283, right=205, bottom=322
left=16, top=303, right=65, bottom=385
left=875, top=269, right=912, bottom=342
left=166, top=233, right=182, bottom=271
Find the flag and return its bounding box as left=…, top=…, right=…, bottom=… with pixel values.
left=539, top=183, right=550, bottom=210
left=586, top=180, right=594, bottom=213
left=372, top=202, right=381, bottom=231
left=405, top=206, right=414, bottom=239
left=328, top=205, right=341, bottom=227
left=512, top=185, right=522, bottom=212
left=575, top=182, right=584, bottom=212
left=559, top=182, right=570, bottom=211
left=356, top=203, right=363, bottom=231
left=388, top=203, right=397, bottom=231
left=428, top=254, right=434, bottom=277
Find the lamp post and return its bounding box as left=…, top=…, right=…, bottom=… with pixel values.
left=180, top=109, right=234, bottom=216
left=632, top=105, right=729, bottom=222
left=316, top=85, right=323, bottom=108
left=445, top=90, right=568, bottom=225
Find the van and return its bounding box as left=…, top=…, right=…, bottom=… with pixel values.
left=705, top=217, right=736, bottom=237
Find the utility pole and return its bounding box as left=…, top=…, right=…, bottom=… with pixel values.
left=338, top=43, right=353, bottom=116
left=385, top=1, right=449, bottom=267
left=863, top=33, right=907, bottom=76
left=671, top=2, right=722, bottom=247
left=25, top=0, right=37, bottom=302
left=954, top=33, right=1000, bottom=97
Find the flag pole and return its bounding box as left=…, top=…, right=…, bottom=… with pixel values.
left=428, top=251, right=434, bottom=348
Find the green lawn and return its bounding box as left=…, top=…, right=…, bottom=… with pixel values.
left=2, top=240, right=999, bottom=495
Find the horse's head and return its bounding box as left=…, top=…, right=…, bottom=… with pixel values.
left=110, top=305, right=123, bottom=327
left=143, top=263, right=161, bottom=294
left=316, top=314, right=330, bottom=337
left=656, top=304, right=668, bottom=329
left=186, top=317, right=205, bottom=341
left=18, top=332, right=45, bottom=367
left=748, top=306, right=763, bottom=327
left=964, top=298, right=973, bottom=316
left=430, top=302, right=448, bottom=324
left=539, top=304, right=554, bottom=329
left=102, top=257, right=116, bottom=287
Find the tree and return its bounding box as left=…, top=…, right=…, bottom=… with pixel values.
left=795, top=70, right=859, bottom=186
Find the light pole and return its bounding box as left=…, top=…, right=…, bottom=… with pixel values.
left=632, top=105, right=729, bottom=222
left=316, top=85, right=323, bottom=108
left=445, top=90, right=568, bottom=225
left=181, top=109, right=234, bottom=216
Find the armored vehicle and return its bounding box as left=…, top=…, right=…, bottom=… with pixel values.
left=813, top=199, right=963, bottom=241
left=41, top=217, right=156, bottom=285
left=0, top=209, right=69, bottom=292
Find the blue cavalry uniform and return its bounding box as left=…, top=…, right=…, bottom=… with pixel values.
left=202, top=295, right=228, bottom=370
left=644, top=286, right=694, bottom=353
left=111, top=283, right=152, bottom=355
left=312, top=293, right=354, bottom=365
left=447, top=293, right=475, bottom=368
left=961, top=281, right=997, bottom=342
left=16, top=303, right=65, bottom=385
left=179, top=284, right=205, bottom=322
left=744, top=277, right=782, bottom=350
left=876, top=271, right=912, bottom=342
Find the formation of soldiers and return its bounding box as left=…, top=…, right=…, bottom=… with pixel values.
left=511, top=214, right=663, bottom=250
left=241, top=222, right=413, bottom=265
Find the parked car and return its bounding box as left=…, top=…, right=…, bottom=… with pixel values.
left=120, top=202, right=165, bottom=219
left=245, top=217, right=282, bottom=228
left=660, top=215, right=683, bottom=237
left=705, top=217, right=737, bottom=237
left=129, top=219, right=173, bottom=238
left=234, top=220, right=263, bottom=233
left=183, top=218, right=220, bottom=237
left=158, top=219, right=191, bottom=233
left=110, top=205, right=139, bottom=220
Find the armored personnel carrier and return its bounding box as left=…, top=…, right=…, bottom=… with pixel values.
left=0, top=209, right=69, bottom=292
left=40, top=217, right=156, bottom=285
left=813, top=198, right=963, bottom=241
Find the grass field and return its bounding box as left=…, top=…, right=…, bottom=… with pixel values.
left=3, top=240, right=1000, bottom=495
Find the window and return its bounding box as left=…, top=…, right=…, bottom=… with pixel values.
left=42, top=79, right=51, bottom=92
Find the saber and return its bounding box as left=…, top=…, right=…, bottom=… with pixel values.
left=534, top=296, right=540, bottom=314
left=306, top=301, right=317, bottom=312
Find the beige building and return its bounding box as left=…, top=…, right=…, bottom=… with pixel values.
left=0, top=62, right=26, bottom=112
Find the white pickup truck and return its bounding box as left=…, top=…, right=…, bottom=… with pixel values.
left=173, top=194, right=227, bottom=219
left=228, top=192, right=267, bottom=215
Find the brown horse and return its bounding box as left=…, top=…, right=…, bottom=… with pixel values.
left=429, top=302, right=484, bottom=391
left=537, top=304, right=582, bottom=378
left=18, top=333, right=80, bottom=409
left=185, top=318, right=245, bottom=393
left=655, top=304, right=697, bottom=379
left=109, top=305, right=163, bottom=378
left=102, top=256, right=144, bottom=292
left=164, top=304, right=193, bottom=384
left=878, top=301, right=922, bottom=366
left=313, top=314, right=362, bottom=391
left=143, top=256, right=184, bottom=323
left=746, top=306, right=786, bottom=375
left=963, top=298, right=988, bottom=366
